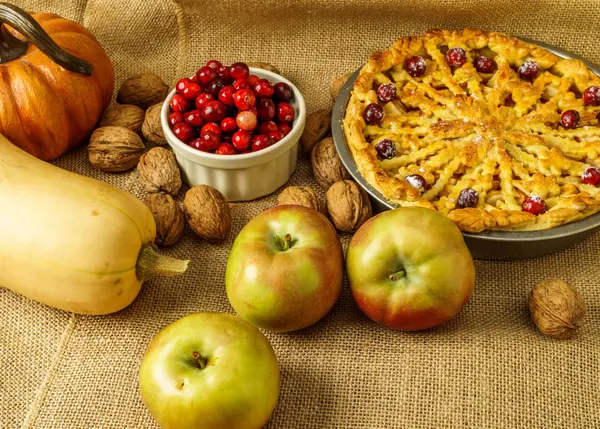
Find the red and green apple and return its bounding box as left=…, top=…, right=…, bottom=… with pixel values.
left=346, top=207, right=475, bottom=331
left=226, top=205, right=344, bottom=332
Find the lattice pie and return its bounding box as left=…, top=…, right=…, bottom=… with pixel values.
left=343, top=29, right=600, bottom=232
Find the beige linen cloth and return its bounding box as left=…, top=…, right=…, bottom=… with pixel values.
left=1, top=1, right=599, bottom=428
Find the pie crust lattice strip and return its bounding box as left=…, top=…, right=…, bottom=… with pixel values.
left=343, top=29, right=600, bottom=232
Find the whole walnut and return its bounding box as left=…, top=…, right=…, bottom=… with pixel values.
left=300, top=109, right=331, bottom=152
left=246, top=61, right=281, bottom=74
left=529, top=278, right=586, bottom=339
left=99, top=104, right=145, bottom=134
left=138, top=147, right=182, bottom=196
left=330, top=72, right=352, bottom=101
left=326, top=180, right=372, bottom=233
left=142, top=103, right=167, bottom=145
left=183, top=185, right=231, bottom=241
left=144, top=193, right=185, bottom=247
left=88, top=126, right=145, bottom=172
left=277, top=186, right=324, bottom=213
left=311, top=137, right=350, bottom=189
left=117, top=73, right=168, bottom=109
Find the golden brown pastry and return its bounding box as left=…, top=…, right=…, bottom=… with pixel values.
left=343, top=29, right=600, bottom=232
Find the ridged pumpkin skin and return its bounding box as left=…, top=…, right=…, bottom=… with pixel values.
left=0, top=134, right=156, bottom=314
left=0, top=13, right=114, bottom=160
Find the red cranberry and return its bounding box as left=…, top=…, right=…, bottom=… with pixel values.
left=189, top=138, right=204, bottom=152
left=269, top=131, right=284, bottom=143
left=405, top=174, right=428, bottom=192
left=236, top=110, right=258, bottom=131
left=218, top=86, right=236, bottom=106
left=583, top=86, right=600, bottom=106
left=233, top=78, right=250, bottom=91
left=170, top=93, right=190, bottom=112
left=216, top=66, right=233, bottom=84
left=206, top=60, right=222, bottom=70
left=259, top=120, right=278, bottom=134
left=252, top=134, right=274, bottom=151
left=582, top=167, right=600, bottom=185
left=230, top=62, right=249, bottom=80
left=232, top=130, right=252, bottom=151
left=216, top=142, right=239, bottom=155
left=561, top=110, right=580, bottom=129
left=446, top=48, right=467, bottom=68
left=233, top=89, right=256, bottom=110
left=195, top=93, right=214, bottom=110
left=206, top=79, right=225, bottom=96
left=202, top=100, right=227, bottom=122
left=474, top=56, right=496, bottom=73
left=176, top=78, right=192, bottom=94
left=184, top=109, right=204, bottom=127
left=168, top=112, right=184, bottom=127
left=376, top=84, right=396, bottom=102
left=257, top=98, right=276, bottom=121
left=374, top=139, right=396, bottom=159
left=363, top=103, right=384, bottom=125
left=278, top=123, right=292, bottom=136
left=196, top=66, right=217, bottom=85
left=277, top=102, right=295, bottom=123
left=200, top=131, right=221, bottom=151
left=182, top=81, right=203, bottom=100
left=406, top=55, right=427, bottom=77
left=457, top=188, right=479, bottom=208
left=518, top=60, right=540, bottom=81
left=201, top=122, right=222, bottom=138
left=190, top=75, right=198, bottom=83
left=274, top=82, right=292, bottom=102
left=254, top=79, right=275, bottom=97
left=172, top=122, right=195, bottom=143
left=248, top=74, right=260, bottom=86
left=522, top=195, right=547, bottom=215
left=220, top=117, right=237, bottom=133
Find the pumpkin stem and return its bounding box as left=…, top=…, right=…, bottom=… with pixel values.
left=136, top=244, right=189, bottom=281
left=0, top=2, right=92, bottom=75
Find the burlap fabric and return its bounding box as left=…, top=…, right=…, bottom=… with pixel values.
left=1, top=1, right=599, bottom=427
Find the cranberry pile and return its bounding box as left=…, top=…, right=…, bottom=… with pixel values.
left=168, top=60, right=295, bottom=155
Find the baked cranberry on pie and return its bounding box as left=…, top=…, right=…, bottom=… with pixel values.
left=343, top=29, right=600, bottom=232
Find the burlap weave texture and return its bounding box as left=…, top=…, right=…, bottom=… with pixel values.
left=1, top=0, right=599, bottom=428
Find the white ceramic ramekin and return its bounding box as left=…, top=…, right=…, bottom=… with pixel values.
left=161, top=68, right=306, bottom=201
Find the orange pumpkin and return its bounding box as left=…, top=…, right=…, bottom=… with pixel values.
left=0, top=3, right=114, bottom=161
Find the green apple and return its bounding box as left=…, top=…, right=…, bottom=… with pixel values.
left=139, top=312, right=279, bottom=429
left=226, top=205, right=344, bottom=332
left=346, top=207, right=475, bottom=331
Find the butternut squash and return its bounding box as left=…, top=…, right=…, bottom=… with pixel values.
left=0, top=133, right=188, bottom=314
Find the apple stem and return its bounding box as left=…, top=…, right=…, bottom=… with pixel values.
left=389, top=269, right=406, bottom=282
left=191, top=351, right=208, bottom=370
left=276, top=233, right=293, bottom=251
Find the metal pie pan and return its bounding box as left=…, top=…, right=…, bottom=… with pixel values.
left=331, top=38, right=600, bottom=260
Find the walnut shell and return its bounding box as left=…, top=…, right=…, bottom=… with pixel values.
left=326, top=180, right=372, bottom=233
left=311, top=137, right=350, bottom=189
left=99, top=104, right=145, bottom=134
left=300, top=109, right=331, bottom=152
left=277, top=186, right=324, bottom=213
left=247, top=61, right=281, bottom=74
left=183, top=185, right=231, bottom=241
left=117, top=73, right=168, bottom=109
left=144, top=193, right=185, bottom=247
left=330, top=72, right=352, bottom=101
left=138, top=147, right=182, bottom=196
left=142, top=103, right=167, bottom=145
left=88, top=126, right=145, bottom=172
left=528, top=278, right=586, bottom=339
